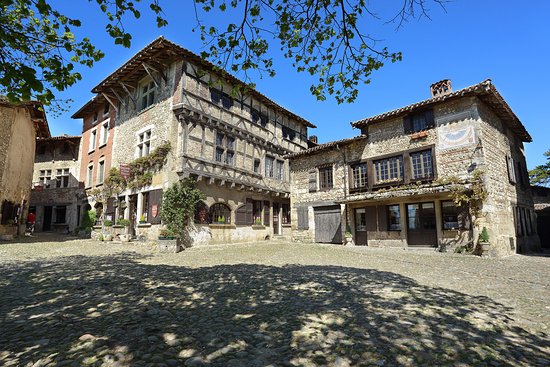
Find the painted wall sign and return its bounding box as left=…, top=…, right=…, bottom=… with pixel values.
left=438, top=123, right=476, bottom=150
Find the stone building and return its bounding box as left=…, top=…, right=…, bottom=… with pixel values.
left=288, top=79, right=540, bottom=256
left=72, top=37, right=314, bottom=244
left=30, top=135, right=86, bottom=233
left=0, top=98, right=50, bottom=239
left=72, top=94, right=117, bottom=220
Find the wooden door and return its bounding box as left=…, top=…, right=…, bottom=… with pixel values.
left=406, top=202, right=437, bottom=247
left=43, top=206, right=52, bottom=231
left=273, top=203, right=280, bottom=235
left=314, top=206, right=342, bottom=243
left=354, top=208, right=368, bottom=245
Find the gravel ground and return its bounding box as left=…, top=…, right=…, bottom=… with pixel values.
left=1, top=234, right=549, bottom=366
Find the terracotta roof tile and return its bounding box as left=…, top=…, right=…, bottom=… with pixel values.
left=285, top=135, right=368, bottom=159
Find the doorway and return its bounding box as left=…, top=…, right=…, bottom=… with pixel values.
left=406, top=202, right=437, bottom=247
left=43, top=206, right=52, bottom=231
left=314, top=206, right=342, bottom=243
left=354, top=208, right=367, bottom=245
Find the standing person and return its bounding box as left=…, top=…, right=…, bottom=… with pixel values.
left=26, top=211, right=36, bottom=236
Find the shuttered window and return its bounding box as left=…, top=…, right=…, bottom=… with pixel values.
left=404, top=109, right=435, bottom=134
left=319, top=165, right=333, bottom=190
left=297, top=207, right=309, bottom=230
left=308, top=170, right=317, bottom=192
left=506, top=155, right=516, bottom=184
left=236, top=199, right=254, bottom=225
left=377, top=205, right=388, bottom=231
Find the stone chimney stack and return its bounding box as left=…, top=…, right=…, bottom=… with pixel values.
left=309, top=135, right=318, bottom=144
left=430, top=79, right=452, bottom=98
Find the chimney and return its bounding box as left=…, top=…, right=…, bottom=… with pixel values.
left=430, top=79, right=452, bottom=98
left=309, top=135, right=318, bottom=144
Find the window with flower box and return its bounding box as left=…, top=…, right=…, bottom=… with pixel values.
left=373, top=156, right=403, bottom=184
left=210, top=203, right=231, bottom=224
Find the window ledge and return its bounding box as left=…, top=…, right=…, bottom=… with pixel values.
left=209, top=224, right=235, bottom=229
left=410, top=130, right=430, bottom=140
left=138, top=103, right=158, bottom=116
left=88, top=149, right=95, bottom=154
left=252, top=225, right=266, bottom=229
left=98, top=143, right=107, bottom=149
left=282, top=224, right=291, bottom=228
left=138, top=223, right=152, bottom=228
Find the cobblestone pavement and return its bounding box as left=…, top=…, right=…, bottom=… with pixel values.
left=1, top=234, right=549, bottom=366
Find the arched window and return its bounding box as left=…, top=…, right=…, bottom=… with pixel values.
left=210, top=203, right=231, bottom=224
left=194, top=201, right=209, bottom=224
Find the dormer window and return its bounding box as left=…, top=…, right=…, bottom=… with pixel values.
left=404, top=109, right=435, bottom=134
left=140, top=80, right=156, bottom=110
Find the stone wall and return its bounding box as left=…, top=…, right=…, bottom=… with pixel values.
left=0, top=105, right=36, bottom=237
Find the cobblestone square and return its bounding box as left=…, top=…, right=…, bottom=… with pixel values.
left=1, top=235, right=549, bottom=366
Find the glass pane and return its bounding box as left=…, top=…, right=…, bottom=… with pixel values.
left=407, top=204, right=420, bottom=229
left=422, top=202, right=434, bottom=209
left=355, top=208, right=366, bottom=231
left=388, top=205, right=401, bottom=230
left=422, top=203, right=436, bottom=230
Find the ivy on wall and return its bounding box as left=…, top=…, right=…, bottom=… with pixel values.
left=126, top=141, right=171, bottom=189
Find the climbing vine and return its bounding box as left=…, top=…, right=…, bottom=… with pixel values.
left=126, top=141, right=171, bottom=189
left=435, top=169, right=487, bottom=216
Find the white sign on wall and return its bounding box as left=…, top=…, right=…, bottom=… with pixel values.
left=438, top=123, right=477, bottom=150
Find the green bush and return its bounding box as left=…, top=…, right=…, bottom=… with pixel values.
left=160, top=179, right=205, bottom=237
left=80, top=210, right=96, bottom=230
left=104, top=220, right=113, bottom=227
left=117, top=219, right=131, bottom=227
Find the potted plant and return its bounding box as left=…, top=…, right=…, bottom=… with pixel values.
left=344, top=225, right=354, bottom=246
left=139, top=214, right=147, bottom=224
left=478, top=226, right=490, bottom=256
left=117, top=218, right=131, bottom=242
left=159, top=179, right=205, bottom=252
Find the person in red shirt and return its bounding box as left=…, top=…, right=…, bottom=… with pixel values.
left=26, top=211, right=36, bottom=235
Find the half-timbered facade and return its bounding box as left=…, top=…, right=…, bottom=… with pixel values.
left=289, top=80, right=540, bottom=256
left=72, top=37, right=314, bottom=244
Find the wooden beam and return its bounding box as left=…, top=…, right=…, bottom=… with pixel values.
left=120, top=83, right=137, bottom=108
left=101, top=93, right=119, bottom=113
left=142, top=63, right=160, bottom=88
left=110, top=88, right=126, bottom=105
left=143, top=62, right=167, bottom=83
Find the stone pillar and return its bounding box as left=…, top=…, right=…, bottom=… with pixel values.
left=434, top=199, right=443, bottom=248
left=124, top=195, right=130, bottom=220
left=137, top=191, right=144, bottom=222
left=399, top=202, right=408, bottom=247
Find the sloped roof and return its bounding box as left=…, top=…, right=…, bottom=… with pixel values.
left=285, top=135, right=368, bottom=159
left=351, top=79, right=531, bottom=142
left=0, top=97, right=50, bottom=138
left=73, top=36, right=315, bottom=128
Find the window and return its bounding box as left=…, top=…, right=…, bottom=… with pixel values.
left=282, top=203, right=291, bottom=224
left=39, top=170, right=52, bottom=188
left=210, top=88, right=233, bottom=109
left=141, top=192, right=149, bottom=222
left=54, top=206, right=67, bottom=224
left=351, top=163, right=368, bottom=191
left=194, top=202, right=210, bottom=224
left=373, top=156, right=403, bottom=184
left=253, top=200, right=262, bottom=224
left=319, top=165, right=333, bottom=190
left=210, top=203, right=231, bottom=224
left=98, top=161, right=105, bottom=184
left=87, top=165, right=93, bottom=187
left=141, top=80, right=156, bottom=110
left=138, top=130, right=152, bottom=157
left=282, top=126, right=296, bottom=141
left=93, top=112, right=98, bottom=124
left=265, top=156, right=275, bottom=178
left=263, top=201, right=270, bottom=226
left=99, top=122, right=109, bottom=146
left=253, top=159, right=261, bottom=174
left=355, top=208, right=366, bottom=231
left=275, top=160, right=284, bottom=181
left=387, top=205, right=401, bottom=230
left=89, top=130, right=97, bottom=152
left=55, top=168, right=70, bottom=188
left=410, top=150, right=433, bottom=180
left=103, top=104, right=110, bottom=116
left=251, top=108, right=268, bottom=127
left=441, top=201, right=459, bottom=230
left=404, top=109, right=434, bottom=134
left=215, top=132, right=235, bottom=165
left=506, top=155, right=516, bottom=184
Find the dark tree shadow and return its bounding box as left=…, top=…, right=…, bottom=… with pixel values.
left=0, top=253, right=549, bottom=366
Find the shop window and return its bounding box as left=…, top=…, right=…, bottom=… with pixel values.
left=210, top=203, right=231, bottom=224
left=442, top=201, right=459, bottom=230
left=388, top=205, right=401, bottom=231
left=319, top=165, right=333, bottom=190
left=410, top=149, right=433, bottom=180
left=282, top=203, right=291, bottom=224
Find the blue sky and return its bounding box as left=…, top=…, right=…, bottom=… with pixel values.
left=50, top=0, right=550, bottom=168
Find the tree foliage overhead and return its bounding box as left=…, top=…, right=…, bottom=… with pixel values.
left=529, top=149, right=550, bottom=187
left=1, top=0, right=444, bottom=107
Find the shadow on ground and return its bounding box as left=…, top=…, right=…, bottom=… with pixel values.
left=0, top=253, right=548, bottom=366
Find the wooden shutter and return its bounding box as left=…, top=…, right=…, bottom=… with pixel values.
left=308, top=170, right=317, bottom=192
left=147, top=189, right=163, bottom=224
left=403, top=115, right=412, bottom=134
left=246, top=199, right=253, bottom=224
left=297, top=207, right=309, bottom=230
left=377, top=205, right=388, bottom=231
left=235, top=204, right=248, bottom=225
left=425, top=109, right=435, bottom=129
left=506, top=155, right=516, bottom=184
left=457, top=205, right=471, bottom=230
left=263, top=201, right=270, bottom=226
left=365, top=206, right=377, bottom=231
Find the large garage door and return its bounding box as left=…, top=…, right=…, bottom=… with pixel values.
left=314, top=206, right=342, bottom=243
